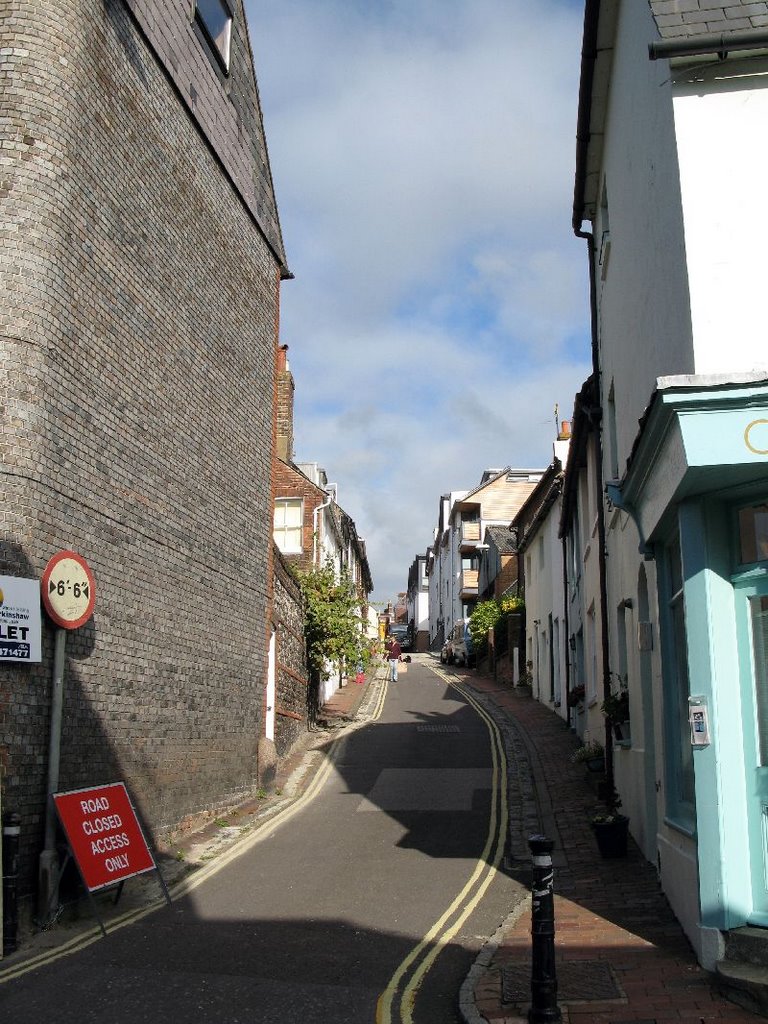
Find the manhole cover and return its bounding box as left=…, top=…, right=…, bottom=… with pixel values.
left=502, top=960, right=622, bottom=1004
left=416, top=724, right=460, bottom=733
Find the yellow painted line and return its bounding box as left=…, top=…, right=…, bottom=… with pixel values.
left=371, top=676, right=389, bottom=720
left=401, top=680, right=507, bottom=1023
left=0, top=723, right=351, bottom=984
left=376, top=671, right=507, bottom=1024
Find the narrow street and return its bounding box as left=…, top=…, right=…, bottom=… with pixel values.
left=0, top=658, right=525, bottom=1024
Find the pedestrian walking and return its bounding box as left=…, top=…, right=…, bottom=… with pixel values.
left=385, top=637, right=402, bottom=681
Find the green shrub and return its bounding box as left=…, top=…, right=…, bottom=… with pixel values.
left=469, top=600, right=502, bottom=653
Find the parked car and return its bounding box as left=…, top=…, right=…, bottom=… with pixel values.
left=388, top=624, right=411, bottom=651
left=449, top=619, right=474, bottom=667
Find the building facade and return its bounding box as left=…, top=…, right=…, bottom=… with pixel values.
left=406, top=554, right=429, bottom=652
left=0, top=0, right=288, bottom=920
left=272, top=349, right=373, bottom=705
left=574, top=0, right=768, bottom=972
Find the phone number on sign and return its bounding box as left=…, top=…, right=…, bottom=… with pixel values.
left=0, top=644, right=30, bottom=659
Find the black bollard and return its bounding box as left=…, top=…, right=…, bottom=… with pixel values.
left=3, top=811, right=21, bottom=956
left=528, top=834, right=561, bottom=1023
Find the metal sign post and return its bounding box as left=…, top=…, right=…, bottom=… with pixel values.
left=38, top=627, right=67, bottom=921
left=38, top=551, right=96, bottom=921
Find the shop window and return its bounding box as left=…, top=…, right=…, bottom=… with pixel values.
left=738, top=503, right=768, bottom=565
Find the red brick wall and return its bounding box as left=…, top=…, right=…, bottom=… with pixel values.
left=273, top=462, right=326, bottom=572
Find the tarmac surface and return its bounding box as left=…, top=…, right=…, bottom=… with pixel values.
left=1, top=654, right=760, bottom=1023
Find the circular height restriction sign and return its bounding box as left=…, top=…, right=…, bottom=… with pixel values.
left=41, top=551, right=96, bottom=630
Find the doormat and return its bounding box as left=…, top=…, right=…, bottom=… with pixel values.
left=501, top=959, right=623, bottom=1004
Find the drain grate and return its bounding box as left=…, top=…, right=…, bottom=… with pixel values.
left=416, top=724, right=461, bottom=733
left=502, top=960, right=622, bottom=1004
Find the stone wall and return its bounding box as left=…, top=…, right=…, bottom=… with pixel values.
left=0, top=0, right=283, bottom=917
left=271, top=550, right=309, bottom=760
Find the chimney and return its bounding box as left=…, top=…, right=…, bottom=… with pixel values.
left=276, top=344, right=294, bottom=462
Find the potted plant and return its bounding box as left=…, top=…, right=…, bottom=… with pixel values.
left=600, top=688, right=630, bottom=740
left=590, top=789, right=629, bottom=858
left=567, top=683, right=585, bottom=709
left=571, top=739, right=605, bottom=773
left=515, top=660, right=533, bottom=693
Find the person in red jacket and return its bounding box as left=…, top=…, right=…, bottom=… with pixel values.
left=385, top=637, right=402, bottom=681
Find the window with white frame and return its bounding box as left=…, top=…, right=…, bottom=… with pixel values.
left=273, top=498, right=302, bottom=553
left=195, top=0, right=233, bottom=72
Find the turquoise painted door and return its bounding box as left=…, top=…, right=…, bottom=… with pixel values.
left=737, top=577, right=768, bottom=925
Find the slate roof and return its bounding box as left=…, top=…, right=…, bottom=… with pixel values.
left=126, top=0, right=289, bottom=275
left=485, top=525, right=517, bottom=554
left=649, top=1, right=768, bottom=39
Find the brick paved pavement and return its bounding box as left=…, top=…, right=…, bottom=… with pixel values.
left=456, top=667, right=758, bottom=1024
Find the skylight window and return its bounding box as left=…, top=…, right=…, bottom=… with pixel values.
left=195, top=0, right=233, bottom=73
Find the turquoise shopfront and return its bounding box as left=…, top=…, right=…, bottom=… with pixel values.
left=613, top=376, right=768, bottom=951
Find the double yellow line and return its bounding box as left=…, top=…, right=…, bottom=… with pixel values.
left=376, top=674, right=508, bottom=1024
left=1, top=676, right=390, bottom=985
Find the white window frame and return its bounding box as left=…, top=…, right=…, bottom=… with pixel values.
left=274, top=498, right=303, bottom=554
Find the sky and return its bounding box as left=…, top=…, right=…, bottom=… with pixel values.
left=248, top=0, right=592, bottom=604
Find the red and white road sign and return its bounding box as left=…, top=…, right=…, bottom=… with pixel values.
left=41, top=550, right=96, bottom=630
left=53, top=783, right=156, bottom=892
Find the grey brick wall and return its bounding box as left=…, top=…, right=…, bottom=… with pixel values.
left=0, top=0, right=283, bottom=918
left=649, top=0, right=768, bottom=38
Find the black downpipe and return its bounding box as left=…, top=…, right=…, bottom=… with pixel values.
left=574, top=227, right=614, bottom=802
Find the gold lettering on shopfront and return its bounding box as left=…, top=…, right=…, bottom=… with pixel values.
left=745, top=419, right=768, bottom=456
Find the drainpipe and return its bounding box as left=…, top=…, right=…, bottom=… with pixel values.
left=312, top=484, right=337, bottom=568
left=574, top=225, right=615, bottom=801
left=561, top=533, right=571, bottom=727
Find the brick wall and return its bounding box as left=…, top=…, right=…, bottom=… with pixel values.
left=0, top=0, right=283, bottom=917
left=273, top=461, right=326, bottom=573
left=275, top=348, right=295, bottom=462
left=271, top=549, right=309, bottom=758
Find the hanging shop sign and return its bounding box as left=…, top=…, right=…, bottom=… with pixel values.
left=41, top=550, right=96, bottom=630
left=0, top=575, right=42, bottom=663
left=53, top=783, right=156, bottom=892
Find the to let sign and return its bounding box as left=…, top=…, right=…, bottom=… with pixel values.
left=53, top=783, right=156, bottom=892
left=0, top=575, right=42, bottom=662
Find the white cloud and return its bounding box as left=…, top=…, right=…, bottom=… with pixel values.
left=248, top=0, right=591, bottom=601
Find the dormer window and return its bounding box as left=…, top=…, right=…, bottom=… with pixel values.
left=195, top=0, right=233, bottom=73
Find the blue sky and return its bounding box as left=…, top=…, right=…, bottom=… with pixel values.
left=248, top=0, right=592, bottom=602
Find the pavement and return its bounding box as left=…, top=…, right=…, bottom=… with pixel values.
left=453, top=664, right=758, bottom=1024
left=2, top=655, right=759, bottom=1023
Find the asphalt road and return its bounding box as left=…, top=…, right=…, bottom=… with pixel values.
left=0, top=657, right=525, bottom=1023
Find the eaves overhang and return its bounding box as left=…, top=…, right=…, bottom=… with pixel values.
left=615, top=375, right=768, bottom=547
left=573, top=0, right=619, bottom=233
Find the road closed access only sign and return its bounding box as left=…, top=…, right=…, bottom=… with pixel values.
left=53, top=783, right=157, bottom=892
